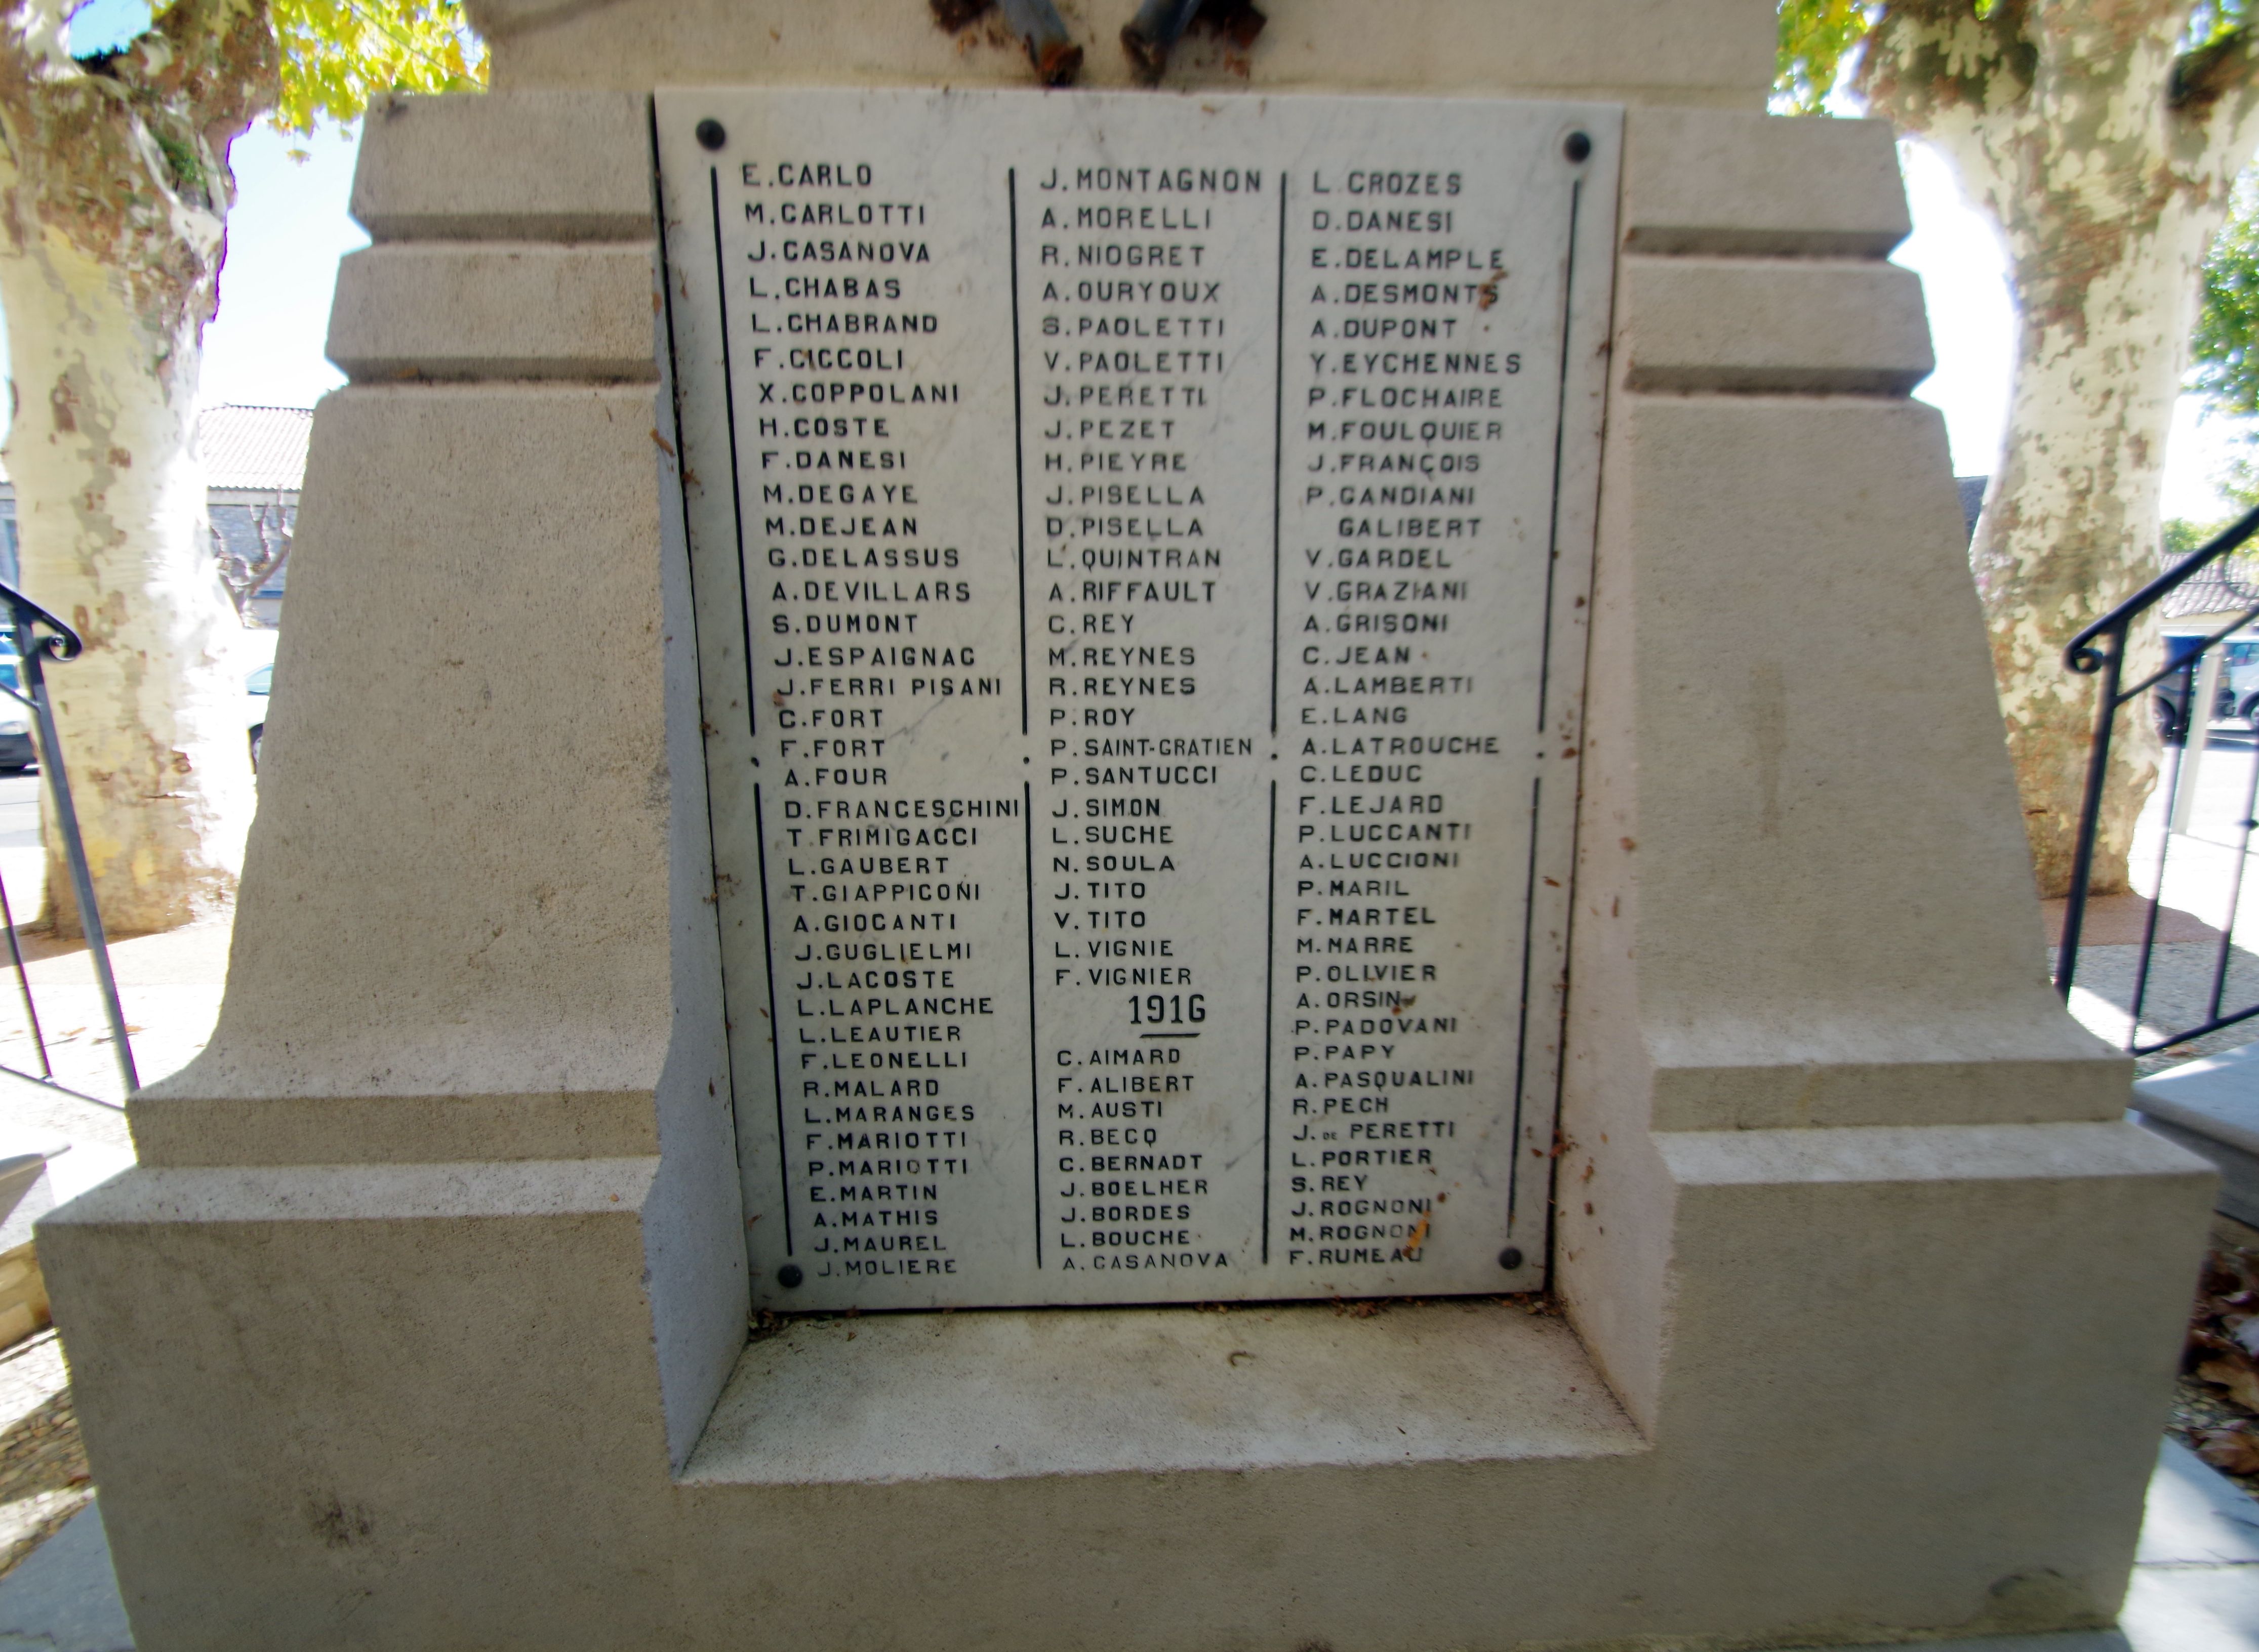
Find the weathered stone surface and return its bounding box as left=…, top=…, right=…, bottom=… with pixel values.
left=328, top=243, right=660, bottom=382
left=1622, top=108, right=1910, bottom=257
left=473, top=0, right=1778, bottom=105
left=350, top=89, right=653, bottom=241
left=33, top=11, right=2211, bottom=1649
left=1619, top=256, right=1935, bottom=395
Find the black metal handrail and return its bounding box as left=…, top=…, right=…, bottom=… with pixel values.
left=2058, top=503, right=2259, bottom=1057
left=0, top=583, right=136, bottom=1099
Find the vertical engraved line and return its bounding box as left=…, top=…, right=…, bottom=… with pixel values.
left=659, top=114, right=745, bottom=1251
left=752, top=782, right=793, bottom=1255
left=1009, top=168, right=1031, bottom=737
left=1542, top=723, right=1588, bottom=1289
left=1269, top=173, right=1288, bottom=737
left=1536, top=176, right=1583, bottom=733
left=1505, top=775, right=1541, bottom=1232
left=1263, top=778, right=1278, bottom=1263
left=710, top=165, right=757, bottom=736
left=1025, top=779, right=1042, bottom=1265
left=1526, top=161, right=1590, bottom=1276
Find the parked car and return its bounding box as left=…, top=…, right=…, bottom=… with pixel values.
left=2156, top=632, right=2243, bottom=744
left=2227, top=637, right=2259, bottom=721
left=0, top=661, right=31, bottom=773
left=247, top=663, right=270, bottom=771
left=0, top=650, right=271, bottom=775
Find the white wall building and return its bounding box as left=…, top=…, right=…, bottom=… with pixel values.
left=0, top=403, right=310, bottom=628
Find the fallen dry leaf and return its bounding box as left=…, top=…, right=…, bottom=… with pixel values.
left=2198, top=1424, right=2259, bottom=1475
left=2198, top=1354, right=2259, bottom=1412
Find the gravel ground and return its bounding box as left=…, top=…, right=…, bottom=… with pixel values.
left=0, top=1332, right=89, bottom=1580
left=2050, top=940, right=2259, bottom=1075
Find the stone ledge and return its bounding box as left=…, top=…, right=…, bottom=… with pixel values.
left=681, top=1298, right=1645, bottom=1486
left=328, top=243, right=659, bottom=383
left=2131, top=1044, right=2259, bottom=1225
left=351, top=90, right=653, bottom=242
left=1621, top=108, right=1908, bottom=258
left=1656, top=1119, right=2211, bottom=1188
left=36, top=1158, right=660, bottom=1227
left=1619, top=257, right=1932, bottom=396
left=126, top=1090, right=659, bottom=1167
left=1646, top=1052, right=2134, bottom=1132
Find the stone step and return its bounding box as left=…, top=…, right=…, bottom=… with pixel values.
left=14, top=1441, right=2255, bottom=1650
left=2134, top=1043, right=2259, bottom=1224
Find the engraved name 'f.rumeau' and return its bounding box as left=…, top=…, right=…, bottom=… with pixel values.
left=659, top=86, right=1619, bottom=1312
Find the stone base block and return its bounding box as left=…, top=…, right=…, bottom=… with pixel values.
left=0, top=1245, right=50, bottom=1352
left=35, top=1122, right=2213, bottom=1651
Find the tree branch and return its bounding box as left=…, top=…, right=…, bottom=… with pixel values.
left=2173, top=24, right=2259, bottom=113
left=163, top=0, right=275, bottom=148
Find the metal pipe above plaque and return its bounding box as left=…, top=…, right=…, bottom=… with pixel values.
left=657, top=87, right=1619, bottom=1310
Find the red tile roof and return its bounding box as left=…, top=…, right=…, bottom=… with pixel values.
left=192, top=405, right=311, bottom=491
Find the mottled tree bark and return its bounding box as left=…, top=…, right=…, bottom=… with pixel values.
left=0, top=0, right=275, bottom=934
left=1862, top=2, right=2259, bottom=896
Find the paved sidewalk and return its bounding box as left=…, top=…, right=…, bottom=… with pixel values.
left=0, top=913, right=231, bottom=1110
left=0, top=1501, right=128, bottom=1651
left=2119, top=1435, right=2259, bottom=1648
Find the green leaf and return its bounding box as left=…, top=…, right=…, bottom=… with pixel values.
left=1776, top=0, right=1875, bottom=115
left=2192, top=173, right=2259, bottom=420
left=266, top=0, right=487, bottom=133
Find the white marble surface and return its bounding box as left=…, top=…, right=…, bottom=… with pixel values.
left=660, top=88, right=1621, bottom=1310
left=687, top=1295, right=1640, bottom=1484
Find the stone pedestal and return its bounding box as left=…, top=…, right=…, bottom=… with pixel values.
left=34, top=4, right=2215, bottom=1648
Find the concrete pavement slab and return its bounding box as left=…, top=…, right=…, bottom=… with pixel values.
left=2123, top=1563, right=2259, bottom=1651
left=2140, top=1437, right=2259, bottom=1564
left=0, top=1503, right=129, bottom=1652
left=1786, top=1637, right=2129, bottom=1651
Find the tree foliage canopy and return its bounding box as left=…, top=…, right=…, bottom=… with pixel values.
left=1780, top=1, right=2259, bottom=485
left=266, top=0, right=481, bottom=135
left=1774, top=0, right=1872, bottom=113
left=1778, top=1, right=2259, bottom=113
left=2194, top=168, right=2259, bottom=426
left=0, top=0, right=486, bottom=933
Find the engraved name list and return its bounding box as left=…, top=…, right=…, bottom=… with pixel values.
left=658, top=87, right=1619, bottom=1311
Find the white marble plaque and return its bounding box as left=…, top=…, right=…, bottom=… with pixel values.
left=657, top=87, right=1618, bottom=1310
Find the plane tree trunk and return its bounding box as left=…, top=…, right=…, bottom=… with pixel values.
left=0, top=0, right=275, bottom=934
left=1861, top=1, right=2259, bottom=896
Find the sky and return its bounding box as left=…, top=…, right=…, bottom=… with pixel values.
left=0, top=18, right=2246, bottom=523
left=0, top=0, right=367, bottom=420
left=1889, top=135, right=2244, bottom=522
left=197, top=123, right=366, bottom=410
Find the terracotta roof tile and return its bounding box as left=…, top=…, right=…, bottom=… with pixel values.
left=2162, top=555, right=2259, bottom=620
left=192, top=405, right=311, bottom=492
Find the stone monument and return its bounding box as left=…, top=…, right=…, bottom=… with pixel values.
left=35, top=1, right=2217, bottom=1647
